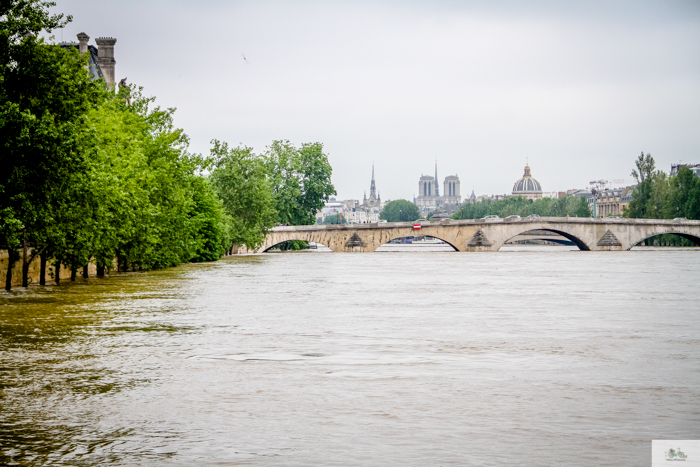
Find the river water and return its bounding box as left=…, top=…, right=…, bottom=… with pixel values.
left=1, top=247, right=699, bottom=466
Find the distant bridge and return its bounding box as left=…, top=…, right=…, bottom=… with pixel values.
left=262, top=217, right=700, bottom=252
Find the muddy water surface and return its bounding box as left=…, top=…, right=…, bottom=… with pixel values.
left=1, top=249, right=699, bottom=465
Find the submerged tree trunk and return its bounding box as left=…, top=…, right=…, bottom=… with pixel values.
left=40, top=254, right=47, bottom=286
left=55, top=261, right=61, bottom=285
left=96, top=264, right=105, bottom=277
left=22, top=234, right=29, bottom=287
left=82, top=264, right=89, bottom=279
left=5, top=260, right=12, bottom=291
left=70, top=266, right=77, bottom=281
left=5, top=249, right=19, bottom=291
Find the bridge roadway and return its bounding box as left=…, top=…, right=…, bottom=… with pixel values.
left=262, top=217, right=700, bottom=252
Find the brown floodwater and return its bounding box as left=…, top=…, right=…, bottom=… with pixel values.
left=1, top=248, right=699, bottom=465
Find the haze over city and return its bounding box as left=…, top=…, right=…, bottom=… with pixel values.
left=50, top=0, right=700, bottom=200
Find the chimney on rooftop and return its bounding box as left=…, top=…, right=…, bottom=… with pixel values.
left=76, top=32, right=89, bottom=55
left=94, top=37, right=117, bottom=84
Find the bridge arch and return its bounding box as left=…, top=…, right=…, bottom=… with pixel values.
left=496, top=227, right=591, bottom=251
left=262, top=238, right=332, bottom=253
left=628, top=229, right=700, bottom=249
left=376, top=234, right=459, bottom=252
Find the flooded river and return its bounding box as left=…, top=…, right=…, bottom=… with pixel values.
left=1, top=248, right=699, bottom=466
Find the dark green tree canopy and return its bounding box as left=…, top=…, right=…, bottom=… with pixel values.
left=264, top=140, right=336, bottom=225
left=209, top=141, right=277, bottom=251
left=380, top=200, right=421, bottom=222
left=625, top=155, right=700, bottom=221
left=1, top=0, right=233, bottom=287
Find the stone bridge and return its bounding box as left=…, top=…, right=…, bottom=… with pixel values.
left=261, top=217, right=700, bottom=252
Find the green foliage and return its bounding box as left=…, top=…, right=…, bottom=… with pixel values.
left=0, top=1, right=104, bottom=287
left=670, top=167, right=700, bottom=220
left=452, top=196, right=591, bottom=219
left=380, top=200, right=421, bottom=222
left=1, top=1, right=340, bottom=287
left=209, top=141, right=277, bottom=251
left=0, top=1, right=69, bottom=46
left=80, top=86, right=217, bottom=271
left=189, top=177, right=227, bottom=262
left=624, top=155, right=700, bottom=221
left=264, top=140, right=336, bottom=225
left=1, top=0, right=230, bottom=288
left=631, top=151, right=656, bottom=183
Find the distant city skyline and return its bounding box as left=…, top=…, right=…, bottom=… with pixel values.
left=345, top=161, right=632, bottom=204
left=51, top=0, right=700, bottom=200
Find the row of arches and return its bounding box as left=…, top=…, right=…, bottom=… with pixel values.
left=265, top=229, right=700, bottom=252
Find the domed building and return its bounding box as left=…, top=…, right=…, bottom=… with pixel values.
left=512, top=164, right=543, bottom=201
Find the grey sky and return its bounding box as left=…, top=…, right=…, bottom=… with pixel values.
left=51, top=0, right=700, bottom=201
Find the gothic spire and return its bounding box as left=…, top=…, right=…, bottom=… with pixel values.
left=434, top=160, right=440, bottom=197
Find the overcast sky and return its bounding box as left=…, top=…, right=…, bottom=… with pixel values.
left=50, top=0, right=700, bottom=201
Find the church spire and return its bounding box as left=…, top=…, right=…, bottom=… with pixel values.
left=434, top=160, right=439, bottom=197
left=369, top=163, right=377, bottom=200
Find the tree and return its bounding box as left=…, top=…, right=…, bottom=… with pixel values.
left=210, top=141, right=277, bottom=251
left=646, top=171, right=670, bottom=219
left=189, top=176, right=227, bottom=262
left=669, top=167, right=700, bottom=220
left=380, top=200, right=420, bottom=222
left=625, top=179, right=652, bottom=218
left=297, top=142, right=336, bottom=225
left=631, top=152, right=656, bottom=183
left=0, top=1, right=101, bottom=289
left=625, top=156, right=700, bottom=222
left=264, top=140, right=336, bottom=225
left=626, top=152, right=657, bottom=219
left=1, top=1, right=256, bottom=288
left=452, top=195, right=592, bottom=220
left=574, top=196, right=592, bottom=217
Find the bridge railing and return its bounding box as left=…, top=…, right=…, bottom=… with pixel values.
left=271, top=217, right=700, bottom=232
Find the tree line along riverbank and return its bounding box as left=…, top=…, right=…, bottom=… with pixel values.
left=1, top=1, right=335, bottom=291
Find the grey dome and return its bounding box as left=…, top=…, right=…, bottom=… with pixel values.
left=512, top=164, right=542, bottom=194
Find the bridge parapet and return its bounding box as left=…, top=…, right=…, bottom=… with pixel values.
left=262, top=218, right=700, bottom=252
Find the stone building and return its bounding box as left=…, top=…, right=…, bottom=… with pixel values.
left=443, top=175, right=461, bottom=205
left=414, top=163, right=461, bottom=212
left=59, top=33, right=117, bottom=84
left=595, top=186, right=634, bottom=218
left=512, top=164, right=543, bottom=200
